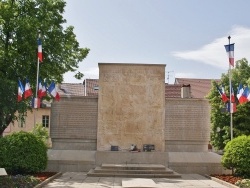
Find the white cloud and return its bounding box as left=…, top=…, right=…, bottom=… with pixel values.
left=82, top=67, right=99, bottom=79
left=172, top=26, right=250, bottom=69
left=63, top=67, right=99, bottom=83
left=175, top=72, right=196, bottom=79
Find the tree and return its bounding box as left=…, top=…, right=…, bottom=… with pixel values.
left=222, top=135, right=250, bottom=177
left=0, top=131, right=48, bottom=174
left=31, top=123, right=49, bottom=147
left=0, top=0, right=89, bottom=135
left=207, top=58, right=250, bottom=150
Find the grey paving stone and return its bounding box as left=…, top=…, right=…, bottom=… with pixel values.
left=122, top=178, right=157, bottom=187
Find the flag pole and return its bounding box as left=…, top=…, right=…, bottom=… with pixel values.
left=36, top=31, right=41, bottom=99
left=36, top=58, right=40, bottom=99
left=34, top=32, right=41, bottom=127
left=228, top=35, right=233, bottom=140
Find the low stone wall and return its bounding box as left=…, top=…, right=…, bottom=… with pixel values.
left=167, top=152, right=231, bottom=174
left=46, top=150, right=96, bottom=172
left=165, top=99, right=211, bottom=152
left=46, top=150, right=230, bottom=175
left=50, top=96, right=98, bottom=150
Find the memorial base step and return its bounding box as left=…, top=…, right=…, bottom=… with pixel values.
left=87, top=163, right=181, bottom=178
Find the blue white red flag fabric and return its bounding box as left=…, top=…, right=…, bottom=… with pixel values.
left=231, top=87, right=235, bottom=103
left=224, top=43, right=235, bottom=67
left=38, top=78, right=42, bottom=97
left=32, top=97, right=41, bottom=108
left=237, top=83, right=243, bottom=98
left=237, top=83, right=248, bottom=104
left=48, top=81, right=60, bottom=101
left=24, top=78, right=33, bottom=99
left=248, top=91, right=250, bottom=102
left=38, top=78, right=47, bottom=98
left=38, top=38, right=42, bottom=62
left=227, top=102, right=237, bottom=113
left=18, top=79, right=24, bottom=102
left=216, top=84, right=229, bottom=102
left=240, top=86, right=249, bottom=104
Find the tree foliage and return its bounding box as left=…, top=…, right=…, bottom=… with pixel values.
left=0, top=131, right=48, bottom=174
left=207, top=58, right=250, bottom=150
left=31, top=123, right=49, bottom=146
left=222, top=135, right=250, bottom=177
left=0, top=0, right=89, bottom=134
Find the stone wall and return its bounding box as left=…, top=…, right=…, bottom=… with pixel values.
left=97, top=63, right=166, bottom=151
left=165, top=99, right=211, bottom=152
left=50, top=96, right=98, bottom=150
left=50, top=96, right=210, bottom=152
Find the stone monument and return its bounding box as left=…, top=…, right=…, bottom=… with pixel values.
left=97, top=63, right=166, bottom=151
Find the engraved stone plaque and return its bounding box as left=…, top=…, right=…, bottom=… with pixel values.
left=97, top=63, right=166, bottom=151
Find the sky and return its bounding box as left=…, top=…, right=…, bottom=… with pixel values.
left=62, top=0, right=250, bottom=84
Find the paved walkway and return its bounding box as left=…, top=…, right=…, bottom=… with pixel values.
left=43, top=172, right=232, bottom=188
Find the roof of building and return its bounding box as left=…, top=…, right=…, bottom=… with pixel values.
left=57, top=78, right=219, bottom=99
left=83, top=79, right=99, bottom=96
left=58, top=83, right=85, bottom=96
left=175, top=78, right=220, bottom=98
left=165, top=84, right=182, bottom=98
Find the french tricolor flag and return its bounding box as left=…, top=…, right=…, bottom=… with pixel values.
left=241, top=86, right=249, bottom=104
left=237, top=83, right=244, bottom=100
left=231, top=87, right=235, bottom=103
left=18, top=79, right=24, bottom=102
left=48, top=81, right=60, bottom=101
left=237, top=83, right=248, bottom=104
left=24, top=78, right=33, bottom=99
left=32, top=97, right=41, bottom=108
left=224, top=43, right=234, bottom=67
left=216, top=84, right=228, bottom=102
left=38, top=78, right=47, bottom=98
left=227, top=102, right=236, bottom=113
left=38, top=38, right=42, bottom=62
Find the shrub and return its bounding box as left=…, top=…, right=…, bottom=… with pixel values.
left=0, top=136, right=8, bottom=163
left=31, top=123, right=49, bottom=146
left=235, top=179, right=250, bottom=188
left=0, top=131, right=48, bottom=174
left=222, top=135, right=250, bottom=177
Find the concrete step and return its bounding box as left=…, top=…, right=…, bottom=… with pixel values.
left=93, top=166, right=174, bottom=174
left=87, top=164, right=182, bottom=178
left=101, top=163, right=166, bottom=170
left=87, top=169, right=181, bottom=178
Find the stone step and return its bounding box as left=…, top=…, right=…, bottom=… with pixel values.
left=101, top=163, right=166, bottom=170
left=87, top=169, right=182, bottom=178
left=87, top=164, right=182, bottom=178
left=93, top=166, right=175, bottom=174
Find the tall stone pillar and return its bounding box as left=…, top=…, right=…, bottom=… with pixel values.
left=97, top=63, right=166, bottom=151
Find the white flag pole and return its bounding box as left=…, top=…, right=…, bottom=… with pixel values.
left=228, top=36, right=233, bottom=140
left=34, top=32, right=41, bottom=126
left=35, top=31, right=41, bottom=99
left=36, top=59, right=40, bottom=99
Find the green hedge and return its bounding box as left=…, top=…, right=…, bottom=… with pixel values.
left=222, top=135, right=250, bottom=177
left=0, top=131, right=48, bottom=174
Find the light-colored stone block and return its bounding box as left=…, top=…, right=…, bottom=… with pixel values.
left=97, top=63, right=166, bottom=152
left=48, top=149, right=96, bottom=161
left=168, top=152, right=231, bottom=174
left=95, top=151, right=167, bottom=166
left=46, top=150, right=96, bottom=172
left=0, top=168, right=7, bottom=176
left=122, top=178, right=157, bottom=187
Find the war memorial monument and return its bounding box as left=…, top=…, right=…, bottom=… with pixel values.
left=47, top=63, right=229, bottom=175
